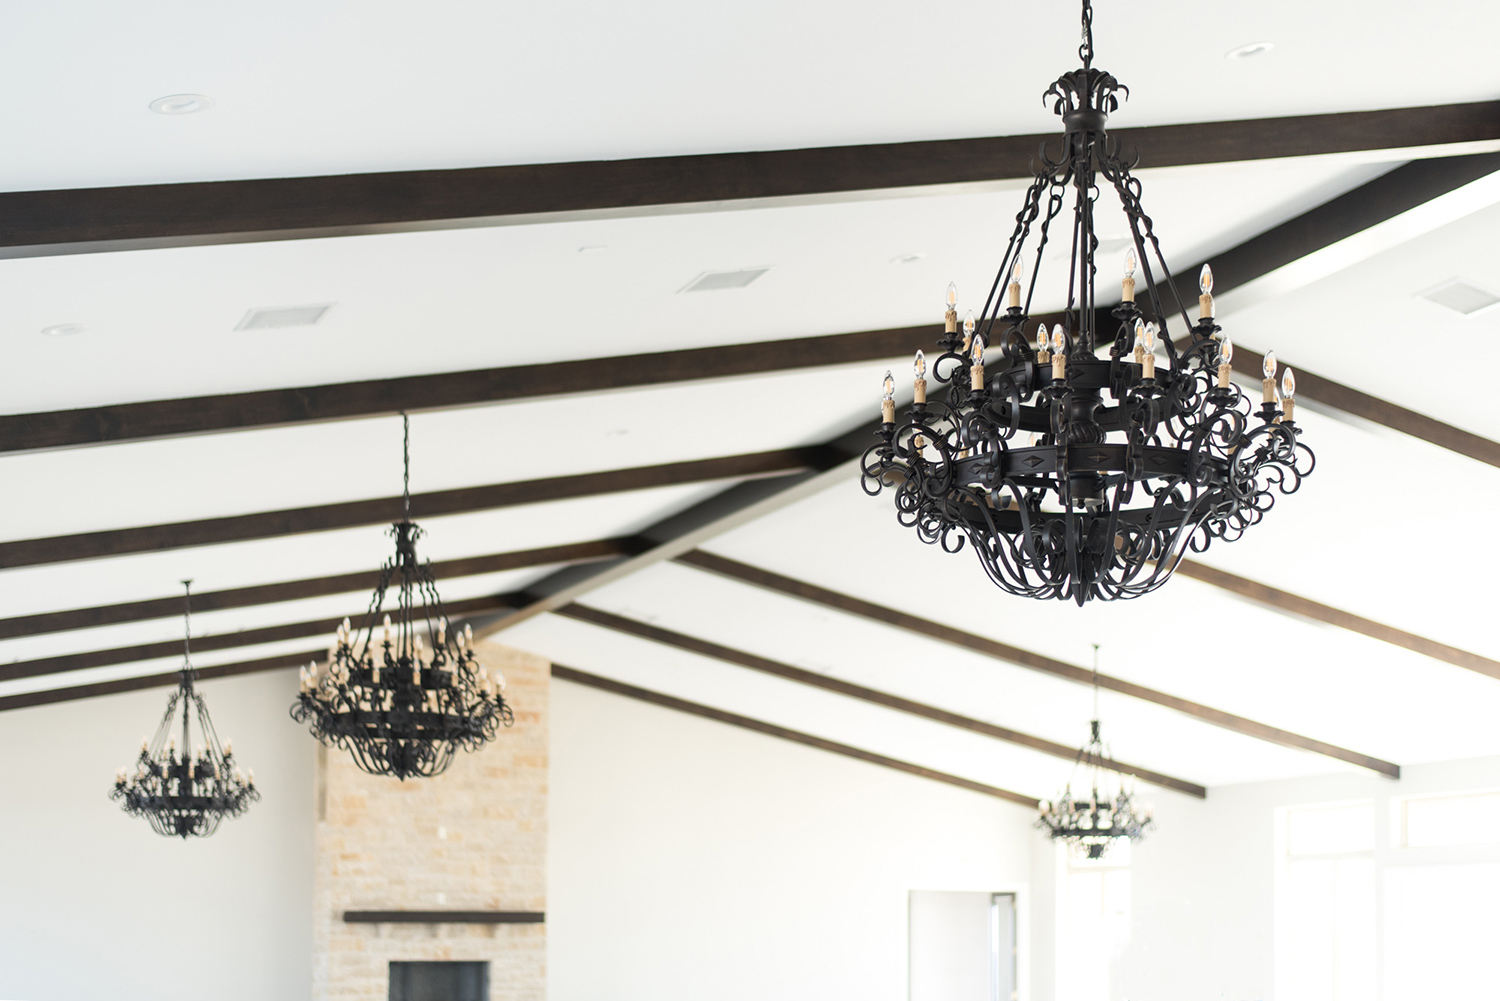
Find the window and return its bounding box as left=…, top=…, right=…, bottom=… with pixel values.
left=1055, top=842, right=1131, bottom=1001
left=909, top=890, right=1017, bottom=1001
left=1397, top=789, right=1500, bottom=848
left=1275, top=801, right=1375, bottom=1001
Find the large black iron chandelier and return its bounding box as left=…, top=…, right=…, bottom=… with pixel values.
left=862, top=0, right=1315, bottom=604
left=111, top=582, right=259, bottom=838
left=1036, top=648, right=1153, bottom=859
left=291, top=414, right=513, bottom=780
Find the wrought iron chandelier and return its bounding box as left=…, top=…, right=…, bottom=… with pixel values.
left=290, top=414, right=513, bottom=780
left=111, top=582, right=259, bottom=838
left=862, top=0, right=1315, bottom=604
left=1036, top=647, right=1153, bottom=859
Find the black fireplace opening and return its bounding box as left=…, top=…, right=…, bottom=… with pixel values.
left=389, top=960, right=489, bottom=1001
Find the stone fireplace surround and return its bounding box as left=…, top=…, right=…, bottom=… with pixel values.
left=311, top=641, right=548, bottom=1001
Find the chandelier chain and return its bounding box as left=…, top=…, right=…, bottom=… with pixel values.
left=401, top=411, right=411, bottom=518
left=1078, top=0, right=1094, bottom=69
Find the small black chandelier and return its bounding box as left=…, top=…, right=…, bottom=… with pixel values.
left=290, top=414, right=513, bottom=780
left=1036, top=647, right=1153, bottom=859
left=111, top=581, right=259, bottom=838
left=862, top=0, right=1314, bottom=604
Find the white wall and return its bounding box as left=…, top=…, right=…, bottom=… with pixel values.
left=1110, top=754, right=1500, bottom=1001
left=547, top=678, right=1038, bottom=1001
left=0, top=670, right=315, bottom=1001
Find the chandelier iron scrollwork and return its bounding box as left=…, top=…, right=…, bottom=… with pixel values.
left=111, top=581, right=259, bottom=838
left=862, top=0, right=1314, bottom=604
left=1036, top=647, right=1153, bottom=859
left=290, top=413, right=513, bottom=780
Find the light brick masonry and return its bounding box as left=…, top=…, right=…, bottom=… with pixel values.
left=312, top=640, right=548, bottom=1001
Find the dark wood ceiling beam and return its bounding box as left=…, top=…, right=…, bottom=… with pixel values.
left=0, top=101, right=1495, bottom=257
left=0, top=650, right=320, bottom=714
left=0, top=449, right=824, bottom=570
left=1176, top=560, right=1500, bottom=681
left=551, top=664, right=1039, bottom=807
left=0, top=538, right=634, bottom=641
left=0, top=596, right=509, bottom=686
left=3, top=155, right=1497, bottom=466
left=674, top=550, right=1400, bottom=778
left=555, top=602, right=1205, bottom=798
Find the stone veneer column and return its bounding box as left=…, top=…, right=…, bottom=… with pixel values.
left=312, top=641, right=548, bottom=1001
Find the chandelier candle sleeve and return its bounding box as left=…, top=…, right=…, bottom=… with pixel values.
left=1217, top=339, right=1234, bottom=389
left=859, top=0, right=1315, bottom=604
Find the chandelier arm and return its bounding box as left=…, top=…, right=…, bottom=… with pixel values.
left=1022, top=174, right=1071, bottom=321
left=1101, top=159, right=1195, bottom=341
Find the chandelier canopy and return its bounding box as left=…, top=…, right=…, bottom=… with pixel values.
left=111, top=582, right=259, bottom=838
left=291, top=414, right=513, bottom=780
left=862, top=0, right=1314, bottom=604
left=1036, top=648, right=1153, bottom=859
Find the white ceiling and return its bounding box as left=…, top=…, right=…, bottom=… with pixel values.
left=3, top=0, right=1499, bottom=804
left=0, top=1, right=1495, bottom=190
left=0, top=153, right=1394, bottom=412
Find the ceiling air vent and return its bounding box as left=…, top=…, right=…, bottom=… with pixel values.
left=1418, top=280, right=1500, bottom=316
left=679, top=268, right=770, bottom=293
left=234, top=303, right=335, bottom=330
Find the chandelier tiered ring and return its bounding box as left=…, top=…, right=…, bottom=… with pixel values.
left=862, top=0, right=1314, bottom=604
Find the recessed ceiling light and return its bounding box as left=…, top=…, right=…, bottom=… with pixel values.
left=41, top=323, right=86, bottom=338
left=679, top=268, right=771, bottom=293
left=1226, top=41, right=1274, bottom=60
left=149, top=94, right=213, bottom=115
left=891, top=253, right=927, bottom=265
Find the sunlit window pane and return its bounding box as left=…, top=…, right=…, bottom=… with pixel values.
left=1287, top=802, right=1374, bottom=856
left=1401, top=790, right=1500, bottom=848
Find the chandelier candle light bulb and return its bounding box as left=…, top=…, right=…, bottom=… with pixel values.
left=1051, top=325, right=1067, bottom=380
left=967, top=315, right=985, bottom=390
left=881, top=371, right=896, bottom=424
left=945, top=282, right=959, bottom=333
left=1262, top=350, right=1278, bottom=403
left=913, top=350, right=928, bottom=404
left=1282, top=368, right=1297, bottom=422
left=1199, top=263, right=1215, bottom=319
left=1008, top=259, right=1024, bottom=309
left=1123, top=249, right=1137, bottom=302
left=1217, top=338, right=1234, bottom=389
left=1036, top=324, right=1050, bottom=363
left=1141, top=323, right=1157, bottom=380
